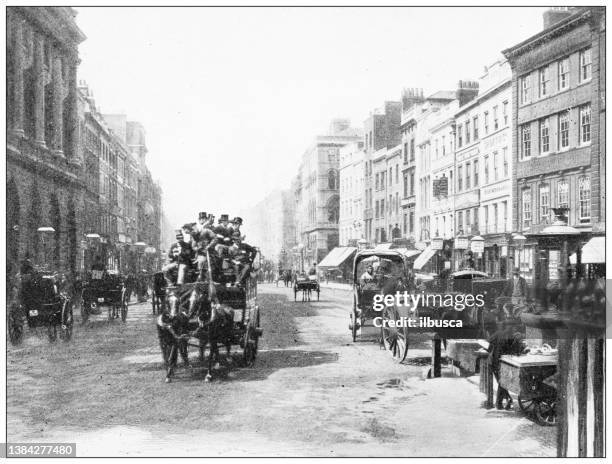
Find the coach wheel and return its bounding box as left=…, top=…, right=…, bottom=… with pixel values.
left=121, top=302, right=128, bottom=322
left=294, top=286, right=298, bottom=302
left=518, top=395, right=535, bottom=413
left=243, top=326, right=256, bottom=367
left=60, top=304, right=74, bottom=342
left=317, top=286, right=320, bottom=301
left=8, top=306, right=24, bottom=346
left=381, top=305, right=408, bottom=363
left=534, top=397, right=557, bottom=426
left=243, top=309, right=261, bottom=367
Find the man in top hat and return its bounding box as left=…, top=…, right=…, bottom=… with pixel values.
left=503, top=267, right=528, bottom=299
left=229, top=217, right=243, bottom=235
left=214, top=214, right=231, bottom=238
left=192, top=213, right=219, bottom=281
left=162, top=231, right=182, bottom=286
left=231, top=233, right=258, bottom=287
left=164, top=230, right=194, bottom=286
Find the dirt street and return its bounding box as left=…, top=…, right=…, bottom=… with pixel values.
left=7, top=284, right=556, bottom=456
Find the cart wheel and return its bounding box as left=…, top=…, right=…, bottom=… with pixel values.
left=317, top=286, right=320, bottom=301
left=381, top=306, right=408, bottom=363
left=8, top=305, right=24, bottom=346
left=243, top=326, right=256, bottom=367
left=243, top=308, right=261, bottom=367
left=534, top=397, right=557, bottom=426
left=60, top=305, right=74, bottom=342
left=294, top=286, right=297, bottom=302
left=518, top=395, right=535, bottom=413
left=121, top=302, right=128, bottom=322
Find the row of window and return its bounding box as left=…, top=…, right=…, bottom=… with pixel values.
left=457, top=102, right=509, bottom=148
left=521, top=176, right=590, bottom=227
left=456, top=147, right=509, bottom=192
left=520, top=104, right=591, bottom=160
left=403, top=170, right=416, bottom=198
left=374, top=194, right=402, bottom=219
left=374, top=164, right=401, bottom=191
left=520, top=48, right=592, bottom=105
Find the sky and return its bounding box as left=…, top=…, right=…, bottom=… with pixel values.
left=75, top=6, right=546, bottom=228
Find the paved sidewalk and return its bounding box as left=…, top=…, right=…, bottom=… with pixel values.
left=319, top=281, right=352, bottom=291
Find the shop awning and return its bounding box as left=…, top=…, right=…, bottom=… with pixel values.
left=570, top=236, right=605, bottom=264
left=318, top=247, right=357, bottom=268
left=412, top=245, right=436, bottom=270
left=401, top=249, right=421, bottom=259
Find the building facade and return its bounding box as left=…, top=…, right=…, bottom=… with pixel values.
left=294, top=119, right=362, bottom=266
left=241, top=189, right=296, bottom=269
left=362, top=102, right=401, bottom=244
left=503, top=7, right=605, bottom=280
left=339, top=141, right=365, bottom=246
left=7, top=7, right=86, bottom=277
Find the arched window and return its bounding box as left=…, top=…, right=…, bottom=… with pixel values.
left=7, top=178, right=20, bottom=270
left=327, top=195, right=340, bottom=224
left=328, top=169, right=339, bottom=190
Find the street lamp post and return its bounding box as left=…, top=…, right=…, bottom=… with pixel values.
left=513, top=233, right=526, bottom=275
left=470, top=235, right=484, bottom=271
left=37, top=227, right=55, bottom=271
left=297, top=243, right=305, bottom=273
left=431, top=234, right=443, bottom=274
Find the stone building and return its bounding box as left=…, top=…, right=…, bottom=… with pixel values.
left=401, top=89, right=458, bottom=246
left=503, top=6, right=605, bottom=279
left=338, top=141, right=365, bottom=246
left=241, top=189, right=295, bottom=269
left=7, top=7, right=86, bottom=276
left=293, top=119, right=362, bottom=266
left=428, top=98, right=458, bottom=242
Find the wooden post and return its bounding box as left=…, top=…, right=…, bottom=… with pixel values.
left=478, top=356, right=494, bottom=408
left=431, top=335, right=441, bottom=378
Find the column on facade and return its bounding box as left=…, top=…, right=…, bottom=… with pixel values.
left=33, top=32, right=47, bottom=147
left=10, top=15, right=25, bottom=137
left=51, top=55, right=64, bottom=156
left=67, top=57, right=81, bottom=165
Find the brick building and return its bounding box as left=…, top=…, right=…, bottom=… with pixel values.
left=503, top=7, right=605, bottom=280
left=362, top=102, right=401, bottom=244
left=7, top=7, right=86, bottom=276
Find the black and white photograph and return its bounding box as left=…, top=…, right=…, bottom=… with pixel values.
left=4, top=2, right=607, bottom=458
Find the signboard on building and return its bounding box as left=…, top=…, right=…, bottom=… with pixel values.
left=433, top=176, right=449, bottom=198
left=471, top=239, right=484, bottom=253
left=454, top=237, right=469, bottom=249
left=438, top=176, right=448, bottom=197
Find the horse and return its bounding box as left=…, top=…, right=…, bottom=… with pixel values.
left=283, top=270, right=292, bottom=287
left=151, top=272, right=166, bottom=315
left=157, top=282, right=234, bottom=383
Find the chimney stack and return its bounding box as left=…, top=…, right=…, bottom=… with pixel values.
left=456, top=80, right=479, bottom=106
left=543, top=7, right=575, bottom=29
left=401, top=88, right=425, bottom=112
